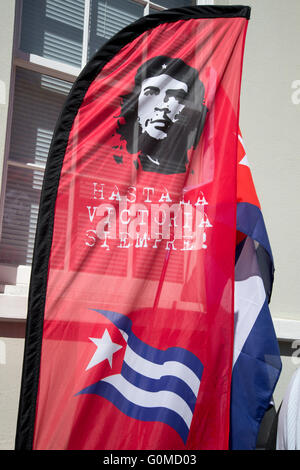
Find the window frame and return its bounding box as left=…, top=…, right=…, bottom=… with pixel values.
left=13, top=1, right=211, bottom=82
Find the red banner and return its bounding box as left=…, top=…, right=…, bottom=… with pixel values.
left=16, top=6, right=250, bottom=450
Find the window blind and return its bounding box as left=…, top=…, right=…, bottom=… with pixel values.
left=153, top=0, right=193, bottom=7
left=9, top=68, right=72, bottom=168
left=20, top=0, right=85, bottom=67
left=88, top=0, right=144, bottom=59
left=0, top=68, right=71, bottom=266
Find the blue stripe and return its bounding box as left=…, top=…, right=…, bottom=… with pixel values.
left=230, top=299, right=282, bottom=450
left=92, top=309, right=204, bottom=379
left=127, top=333, right=204, bottom=379
left=77, top=380, right=190, bottom=444
left=235, top=237, right=246, bottom=264
left=91, top=309, right=132, bottom=335
left=236, top=202, right=273, bottom=261
left=121, top=361, right=198, bottom=412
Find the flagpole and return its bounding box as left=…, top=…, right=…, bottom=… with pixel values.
left=152, top=248, right=171, bottom=312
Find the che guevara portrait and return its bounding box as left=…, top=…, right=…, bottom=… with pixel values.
left=115, top=55, right=207, bottom=175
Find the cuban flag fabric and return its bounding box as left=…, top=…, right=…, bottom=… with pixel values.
left=77, top=309, right=204, bottom=445
left=14, top=6, right=262, bottom=450
left=230, top=133, right=282, bottom=449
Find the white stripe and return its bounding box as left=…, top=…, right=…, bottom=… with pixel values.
left=233, top=237, right=265, bottom=366
left=102, top=374, right=193, bottom=428
left=123, top=344, right=201, bottom=397
left=238, top=134, right=250, bottom=167
left=239, top=154, right=250, bottom=167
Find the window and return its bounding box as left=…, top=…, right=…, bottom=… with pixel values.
left=0, top=0, right=200, bottom=272
left=88, top=0, right=145, bottom=58
left=0, top=68, right=72, bottom=266
left=20, top=0, right=85, bottom=68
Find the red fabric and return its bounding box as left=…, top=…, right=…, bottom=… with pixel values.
left=237, top=132, right=260, bottom=208
left=33, top=17, right=248, bottom=450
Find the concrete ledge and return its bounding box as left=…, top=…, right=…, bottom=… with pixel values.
left=0, top=291, right=299, bottom=343
left=0, top=265, right=31, bottom=285
left=0, top=295, right=27, bottom=320
left=273, top=318, right=300, bottom=342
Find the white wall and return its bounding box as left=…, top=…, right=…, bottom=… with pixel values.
left=0, top=0, right=15, bottom=209
left=0, top=0, right=19, bottom=452
left=0, top=326, right=24, bottom=450
left=220, top=0, right=300, bottom=418
left=229, top=0, right=300, bottom=322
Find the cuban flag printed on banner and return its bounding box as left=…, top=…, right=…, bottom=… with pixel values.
left=77, top=309, right=204, bottom=445
left=230, top=132, right=282, bottom=450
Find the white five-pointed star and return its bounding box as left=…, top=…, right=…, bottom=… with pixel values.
left=239, top=153, right=250, bottom=168
left=86, top=329, right=123, bottom=370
